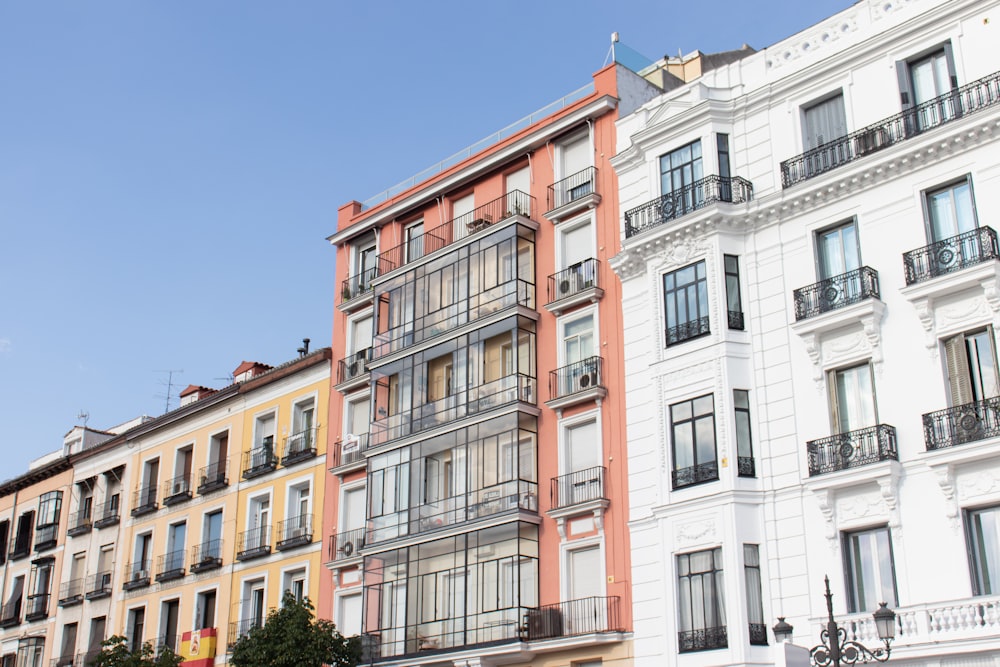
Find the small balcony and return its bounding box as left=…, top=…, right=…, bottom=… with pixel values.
left=903, top=227, right=1000, bottom=286
left=327, top=527, right=366, bottom=563
left=51, top=654, right=77, bottom=667
left=807, top=424, right=898, bottom=476
left=155, top=550, right=186, bottom=582
left=678, top=626, right=728, bottom=653
left=546, top=356, right=607, bottom=411
left=228, top=617, right=264, bottom=649
left=337, top=348, right=372, bottom=392
left=0, top=599, right=19, bottom=628
left=58, top=578, right=84, bottom=607
left=672, top=461, right=719, bottom=490
left=545, top=259, right=604, bottom=314
left=242, top=440, right=278, bottom=480
left=66, top=507, right=93, bottom=537
left=131, top=486, right=158, bottom=517
left=340, top=266, right=378, bottom=311
left=923, top=396, right=1000, bottom=451
left=190, top=539, right=223, bottom=573
left=781, top=70, right=1000, bottom=188
left=162, top=475, right=192, bottom=506
left=330, top=433, right=369, bottom=473
left=236, top=526, right=271, bottom=561
left=550, top=466, right=607, bottom=512
left=8, top=535, right=30, bottom=561
left=624, top=175, right=753, bottom=238
left=666, top=315, right=711, bottom=347
left=546, top=166, right=601, bottom=222
left=25, top=593, right=49, bottom=622
left=522, top=596, right=624, bottom=641
left=282, top=428, right=318, bottom=467
left=122, top=561, right=151, bottom=591
left=276, top=514, right=313, bottom=551
left=793, top=266, right=880, bottom=321
left=85, top=571, right=113, bottom=600
left=155, top=634, right=180, bottom=656
left=197, top=459, right=229, bottom=495
left=34, top=523, right=59, bottom=552
left=94, top=498, right=120, bottom=528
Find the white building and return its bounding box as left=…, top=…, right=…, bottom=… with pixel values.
left=609, top=0, right=1000, bottom=665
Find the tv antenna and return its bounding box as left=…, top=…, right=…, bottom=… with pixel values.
left=154, top=369, right=184, bottom=413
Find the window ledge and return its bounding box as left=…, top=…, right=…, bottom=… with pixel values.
left=547, top=498, right=609, bottom=539
left=544, top=386, right=607, bottom=414
left=544, top=192, right=602, bottom=224
left=334, top=371, right=371, bottom=394
left=804, top=459, right=901, bottom=546
left=337, top=291, right=374, bottom=314
left=790, top=298, right=886, bottom=385
left=543, top=286, right=605, bottom=316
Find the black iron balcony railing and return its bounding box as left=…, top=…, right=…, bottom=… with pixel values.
left=8, top=532, right=31, bottom=561
left=131, top=486, right=158, bottom=517
left=549, top=356, right=604, bottom=401
left=58, top=579, right=84, bottom=607
left=807, top=424, right=898, bottom=476
left=522, top=596, right=623, bottom=640
left=331, top=433, right=369, bottom=470
left=781, top=71, right=1000, bottom=188
left=67, top=507, right=93, bottom=537
left=672, top=461, right=719, bottom=490
left=229, top=617, right=264, bottom=648
left=94, top=497, right=120, bottom=528
left=25, top=593, right=49, bottom=621
left=624, top=175, right=753, bottom=238
left=547, top=259, right=601, bottom=305
left=86, top=571, right=112, bottom=599
left=34, top=523, right=58, bottom=551
left=550, top=466, right=606, bottom=511
left=282, top=427, right=317, bottom=466
left=123, top=560, right=151, bottom=591
left=0, top=599, right=20, bottom=628
left=547, top=166, right=598, bottom=211
left=197, top=459, right=229, bottom=495
left=749, top=622, right=768, bottom=646
left=338, top=348, right=372, bottom=385
left=903, top=227, right=1000, bottom=285
left=190, top=539, right=223, bottom=573
left=377, top=190, right=534, bottom=274
left=242, top=440, right=278, bottom=480
left=341, top=267, right=379, bottom=304
left=51, top=654, right=77, bottom=667
left=277, top=514, right=313, bottom=551
left=678, top=625, right=728, bottom=653
left=666, top=315, right=711, bottom=347
left=67, top=651, right=102, bottom=667
left=155, top=550, right=185, bottom=582
left=162, top=475, right=192, bottom=506
left=327, top=527, right=366, bottom=562
left=793, top=266, right=880, bottom=321
left=155, top=634, right=180, bottom=655
left=923, top=396, right=1000, bottom=450
left=236, top=526, right=271, bottom=561
left=728, top=310, right=745, bottom=331
left=738, top=456, right=756, bottom=478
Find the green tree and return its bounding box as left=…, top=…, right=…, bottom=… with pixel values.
left=230, top=592, right=360, bottom=667
left=90, top=635, right=182, bottom=667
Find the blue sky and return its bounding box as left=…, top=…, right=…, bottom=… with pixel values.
left=0, top=0, right=851, bottom=478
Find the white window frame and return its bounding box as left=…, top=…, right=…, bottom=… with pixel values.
left=280, top=564, right=309, bottom=603
left=252, top=408, right=278, bottom=449
left=284, top=476, right=313, bottom=522
left=333, top=589, right=364, bottom=637
left=192, top=585, right=219, bottom=631
left=555, top=213, right=596, bottom=272
left=245, top=490, right=273, bottom=532
left=559, top=536, right=605, bottom=605
left=557, top=305, right=599, bottom=368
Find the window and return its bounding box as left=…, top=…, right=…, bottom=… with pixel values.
left=14, top=638, right=43, bottom=667
left=660, top=140, right=704, bottom=216
left=566, top=546, right=604, bottom=633
left=290, top=398, right=316, bottom=455
left=203, top=511, right=223, bottom=561
left=59, top=622, right=78, bottom=662
left=196, top=590, right=217, bottom=630
left=558, top=219, right=594, bottom=271
left=427, top=354, right=454, bottom=403
left=944, top=328, right=999, bottom=407
left=926, top=178, right=976, bottom=242
left=336, top=592, right=363, bottom=637
left=560, top=420, right=601, bottom=506
left=724, top=255, right=743, bottom=331
left=828, top=363, right=877, bottom=434
left=132, top=532, right=152, bottom=581
left=663, top=261, right=710, bottom=346
left=843, top=527, right=897, bottom=612
left=164, top=523, right=186, bottom=575
left=241, top=579, right=266, bottom=634
left=87, top=617, right=106, bottom=658
left=734, top=390, right=755, bottom=478
left=817, top=220, right=860, bottom=281
left=898, top=43, right=958, bottom=130
left=207, top=431, right=229, bottom=483
left=670, top=395, right=718, bottom=489
left=967, top=505, right=1000, bottom=595
left=677, top=547, right=726, bottom=652
left=0, top=520, right=8, bottom=565
left=11, top=511, right=34, bottom=559
left=405, top=220, right=424, bottom=262
left=354, top=235, right=377, bottom=290
left=505, top=166, right=530, bottom=215
left=255, top=413, right=276, bottom=452
left=717, top=134, right=731, bottom=181
left=126, top=607, right=145, bottom=653
left=744, top=545, right=766, bottom=645
left=159, top=599, right=180, bottom=652
left=283, top=568, right=307, bottom=603
left=803, top=93, right=847, bottom=150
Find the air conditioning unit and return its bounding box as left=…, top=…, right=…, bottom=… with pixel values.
left=338, top=540, right=356, bottom=556
left=578, top=372, right=598, bottom=390
left=173, top=482, right=184, bottom=494
left=349, top=360, right=360, bottom=376
left=131, top=569, right=148, bottom=582
left=559, top=279, right=572, bottom=295
left=290, top=526, right=308, bottom=539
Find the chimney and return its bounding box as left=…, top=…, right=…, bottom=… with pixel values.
left=298, top=338, right=311, bottom=357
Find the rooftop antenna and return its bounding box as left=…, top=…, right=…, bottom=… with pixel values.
left=77, top=410, right=89, bottom=428
left=154, top=369, right=183, bottom=413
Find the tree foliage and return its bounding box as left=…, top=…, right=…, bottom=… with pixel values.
left=229, top=592, right=360, bottom=667
left=91, top=635, right=182, bottom=667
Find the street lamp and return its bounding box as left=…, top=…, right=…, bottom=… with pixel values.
left=772, top=576, right=896, bottom=666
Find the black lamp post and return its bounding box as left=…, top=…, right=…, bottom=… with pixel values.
left=772, top=576, right=896, bottom=666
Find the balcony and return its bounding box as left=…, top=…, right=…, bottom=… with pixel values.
left=376, top=190, right=534, bottom=275
left=545, top=259, right=604, bottom=315
left=781, top=70, right=1000, bottom=188
left=66, top=507, right=93, bottom=537
left=236, top=526, right=271, bottom=561
left=923, top=397, right=1000, bottom=451
left=903, top=227, right=1000, bottom=286
left=25, top=593, right=49, bottom=621
left=337, top=348, right=372, bottom=392
left=155, top=634, right=180, bottom=656
left=94, top=498, right=120, bottom=528
left=276, top=514, right=313, bottom=551
left=550, top=466, right=607, bottom=512
left=0, top=599, right=19, bottom=628
left=162, top=474, right=192, bottom=506
left=327, top=527, right=366, bottom=563
left=122, top=561, right=151, bottom=591
left=672, top=461, right=719, bottom=490
left=8, top=534, right=30, bottom=561
left=340, top=266, right=378, bottom=311
left=666, top=315, right=711, bottom=347
left=228, top=617, right=264, bottom=649
left=190, top=539, right=223, bottom=573
left=131, top=486, right=158, bottom=517
left=546, top=356, right=607, bottom=411
left=34, top=523, right=58, bottom=552
left=58, top=578, right=84, bottom=607
left=793, top=266, right=880, bottom=321
left=242, top=441, right=278, bottom=480
left=197, top=459, right=229, bottom=495
left=624, top=175, right=753, bottom=239
left=85, top=571, right=112, bottom=600
left=678, top=626, right=728, bottom=653
left=807, top=424, right=898, bottom=476
left=282, top=427, right=318, bottom=466
left=330, top=433, right=369, bottom=473
left=51, top=654, right=77, bottom=667
left=155, top=550, right=186, bottom=583
left=546, top=166, right=601, bottom=222
left=523, top=596, right=623, bottom=640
